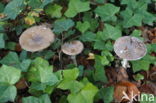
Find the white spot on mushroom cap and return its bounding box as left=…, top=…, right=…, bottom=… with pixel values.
left=114, top=36, right=147, bottom=60
left=61, top=40, right=84, bottom=56
left=19, top=25, right=55, bottom=52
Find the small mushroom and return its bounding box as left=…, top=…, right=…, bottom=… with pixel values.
left=19, top=25, right=55, bottom=52
left=114, top=36, right=147, bottom=68
left=61, top=40, right=84, bottom=66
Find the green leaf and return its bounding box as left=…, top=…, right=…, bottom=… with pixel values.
left=67, top=82, right=98, bottom=103
left=6, top=42, right=16, bottom=50
left=3, top=0, right=25, bottom=19
left=121, top=0, right=151, bottom=9
left=101, top=50, right=114, bottom=62
left=27, top=57, right=58, bottom=85
left=142, top=12, right=156, bottom=25
left=20, top=59, right=31, bottom=72
left=62, top=68, right=79, bottom=80
left=121, top=0, right=138, bottom=9
left=58, top=80, right=84, bottom=93
left=57, top=68, right=84, bottom=93
left=132, top=60, right=150, bottom=72
left=131, top=29, right=142, bottom=37
left=80, top=31, right=96, bottom=42
left=83, top=12, right=99, bottom=32
left=94, top=3, right=120, bottom=22
left=53, top=18, right=75, bottom=34
left=65, top=0, right=90, bottom=17
left=0, top=52, right=20, bottom=68
left=76, top=21, right=90, bottom=33
left=94, top=40, right=107, bottom=50
left=27, top=0, right=42, bottom=9
left=0, top=3, right=4, bottom=13
left=122, top=12, right=143, bottom=28
left=101, top=24, right=122, bottom=40
left=31, top=50, right=55, bottom=60
left=41, top=0, right=54, bottom=8
left=120, top=0, right=156, bottom=28
left=45, top=4, right=62, bottom=18
left=0, top=33, right=5, bottom=48
left=29, top=82, right=54, bottom=95
left=134, top=74, right=144, bottom=81
left=28, top=0, right=53, bottom=9
left=94, top=55, right=108, bottom=82
left=0, top=84, right=17, bottom=103
left=22, top=94, right=51, bottom=103
left=0, top=65, right=21, bottom=85
left=131, top=55, right=156, bottom=72
left=99, top=86, right=114, bottom=103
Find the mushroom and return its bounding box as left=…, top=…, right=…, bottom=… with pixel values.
left=19, top=25, right=55, bottom=52
left=61, top=40, right=84, bottom=66
left=114, top=36, right=147, bottom=68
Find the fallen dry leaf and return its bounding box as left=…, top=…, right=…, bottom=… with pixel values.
left=105, top=67, right=128, bottom=83
left=114, top=81, right=140, bottom=102
left=139, top=82, right=156, bottom=95
left=15, top=78, right=28, bottom=90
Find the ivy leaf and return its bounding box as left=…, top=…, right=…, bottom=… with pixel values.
left=101, top=24, right=122, bottom=40
left=31, top=50, right=55, bottom=60
left=67, top=82, right=98, bottom=103
left=6, top=42, right=16, bottom=50
left=0, top=84, right=17, bottom=103
left=45, top=4, right=62, bottom=18
left=27, top=0, right=42, bottom=9
left=28, top=0, right=53, bottom=9
left=58, top=80, right=84, bottom=93
left=94, top=55, right=108, bottom=82
left=80, top=32, right=96, bottom=42
left=27, top=57, right=59, bottom=85
left=121, top=8, right=143, bottom=28
left=53, top=18, right=75, bottom=34
left=0, top=33, right=5, bottom=48
left=65, top=0, right=90, bottom=17
left=28, top=82, right=54, bottom=95
left=3, top=0, right=25, bottom=19
left=0, top=3, right=4, bottom=13
left=120, top=0, right=156, bottom=28
left=131, top=55, right=156, bottom=72
left=76, top=21, right=90, bottom=33
left=0, top=52, right=20, bottom=69
left=0, top=65, right=21, bottom=85
left=83, top=12, right=99, bottom=32
left=20, top=59, right=31, bottom=72
left=94, top=3, right=120, bottom=22
left=62, top=68, right=79, bottom=80
left=131, top=29, right=142, bottom=37
left=22, top=94, right=51, bottom=103
left=99, top=87, right=114, bottom=103
left=57, top=68, right=83, bottom=93
left=121, top=0, right=138, bottom=9
left=121, top=0, right=151, bottom=9
left=142, top=12, right=156, bottom=25
left=41, top=0, right=54, bottom=8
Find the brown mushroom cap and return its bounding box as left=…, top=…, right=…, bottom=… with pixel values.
left=114, top=36, right=147, bottom=60
left=61, top=40, right=84, bottom=56
left=19, top=25, right=55, bottom=52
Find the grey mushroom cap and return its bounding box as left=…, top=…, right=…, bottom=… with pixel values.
left=61, top=40, right=84, bottom=56
left=114, top=36, right=147, bottom=60
left=19, top=25, right=55, bottom=52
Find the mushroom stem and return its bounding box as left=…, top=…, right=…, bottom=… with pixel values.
left=71, top=55, right=77, bottom=66
left=121, top=59, right=130, bottom=69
